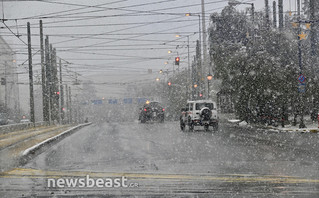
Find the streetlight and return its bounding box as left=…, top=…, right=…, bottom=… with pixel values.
left=156, top=78, right=160, bottom=82
left=228, top=0, right=254, bottom=22
left=228, top=0, right=254, bottom=40
left=185, top=12, right=202, bottom=58
left=186, top=12, right=204, bottom=98
left=168, top=50, right=172, bottom=54
left=207, top=73, right=213, bottom=98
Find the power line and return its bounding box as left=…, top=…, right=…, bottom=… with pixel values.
left=12, top=0, right=129, bottom=20
left=6, top=19, right=200, bottom=29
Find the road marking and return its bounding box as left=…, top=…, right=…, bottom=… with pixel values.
left=1, top=168, right=318, bottom=184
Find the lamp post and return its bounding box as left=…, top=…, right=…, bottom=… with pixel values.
left=185, top=12, right=202, bottom=77
left=228, top=1, right=254, bottom=23
left=228, top=1, right=254, bottom=40
left=207, top=73, right=213, bottom=99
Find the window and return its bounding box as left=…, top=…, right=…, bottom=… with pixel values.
left=195, top=103, right=214, bottom=110
left=189, top=103, right=193, bottom=111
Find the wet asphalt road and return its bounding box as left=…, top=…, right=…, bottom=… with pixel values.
left=0, top=120, right=319, bottom=197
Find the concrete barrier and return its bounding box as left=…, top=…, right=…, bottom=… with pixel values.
left=21, top=122, right=92, bottom=158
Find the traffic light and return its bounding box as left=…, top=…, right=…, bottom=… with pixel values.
left=175, top=57, right=180, bottom=65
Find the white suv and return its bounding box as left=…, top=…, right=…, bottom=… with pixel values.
left=180, top=100, right=219, bottom=131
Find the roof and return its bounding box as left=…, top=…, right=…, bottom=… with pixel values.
left=187, top=100, right=216, bottom=103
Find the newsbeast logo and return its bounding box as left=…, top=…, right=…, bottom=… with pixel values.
left=47, top=175, right=139, bottom=188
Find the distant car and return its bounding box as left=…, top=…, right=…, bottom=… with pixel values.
left=180, top=100, right=219, bottom=131
left=0, top=113, right=9, bottom=125
left=138, top=101, right=165, bottom=123
left=20, top=119, right=31, bottom=124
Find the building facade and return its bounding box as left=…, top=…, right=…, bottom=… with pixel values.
left=0, top=36, right=20, bottom=119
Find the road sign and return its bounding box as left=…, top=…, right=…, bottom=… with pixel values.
left=137, top=98, right=147, bottom=104
left=92, top=100, right=102, bottom=105
left=123, top=98, right=132, bottom=104
left=298, top=74, right=306, bottom=83
left=108, top=99, right=118, bottom=104
left=298, top=83, right=306, bottom=93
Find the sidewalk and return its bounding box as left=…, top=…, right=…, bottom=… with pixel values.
left=0, top=124, right=74, bottom=171
left=221, top=113, right=319, bottom=133
left=270, top=121, right=319, bottom=133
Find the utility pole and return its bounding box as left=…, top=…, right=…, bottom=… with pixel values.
left=59, top=59, right=64, bottom=124
left=49, top=46, right=58, bottom=123
left=52, top=48, right=59, bottom=123
left=309, top=0, right=317, bottom=57
left=27, top=22, right=35, bottom=124
left=201, top=0, right=208, bottom=76
left=273, top=1, right=277, bottom=28
left=187, top=35, right=190, bottom=99
left=192, top=56, right=196, bottom=100
left=4, top=61, right=7, bottom=111
left=278, top=0, right=284, bottom=31
left=201, top=0, right=209, bottom=99
left=196, top=40, right=201, bottom=100
left=40, top=20, right=46, bottom=122
left=45, top=36, right=51, bottom=123
left=297, top=0, right=306, bottom=128
left=265, top=0, right=270, bottom=30
left=251, top=3, right=254, bottom=25
left=69, top=86, right=72, bottom=124
left=65, top=84, right=69, bottom=123
left=309, top=0, right=318, bottom=111
left=49, top=44, right=54, bottom=122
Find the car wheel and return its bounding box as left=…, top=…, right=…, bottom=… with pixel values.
left=141, top=119, right=146, bottom=123
left=204, top=125, right=209, bottom=131
left=160, top=116, right=164, bottom=123
left=213, top=123, right=218, bottom=131
left=180, top=121, right=185, bottom=131
left=189, top=123, right=194, bottom=131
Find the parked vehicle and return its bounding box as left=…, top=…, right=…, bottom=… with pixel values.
left=180, top=100, right=219, bottom=131
left=20, top=119, right=31, bottom=124
left=138, top=101, right=165, bottom=123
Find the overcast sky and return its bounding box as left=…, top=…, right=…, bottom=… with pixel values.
left=0, top=0, right=300, bottom=111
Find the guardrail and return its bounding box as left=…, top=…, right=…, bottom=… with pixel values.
left=0, top=122, right=48, bottom=135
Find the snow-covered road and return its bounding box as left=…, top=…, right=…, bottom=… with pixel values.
left=1, top=120, right=319, bottom=197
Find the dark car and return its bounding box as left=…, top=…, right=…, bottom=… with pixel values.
left=138, top=101, right=165, bottom=123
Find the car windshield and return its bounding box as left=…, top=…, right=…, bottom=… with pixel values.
left=144, top=102, right=161, bottom=109
left=196, top=103, right=214, bottom=110
left=1, top=0, right=319, bottom=197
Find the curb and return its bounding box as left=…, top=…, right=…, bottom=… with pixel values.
left=21, top=122, right=92, bottom=158
left=227, top=120, right=319, bottom=133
